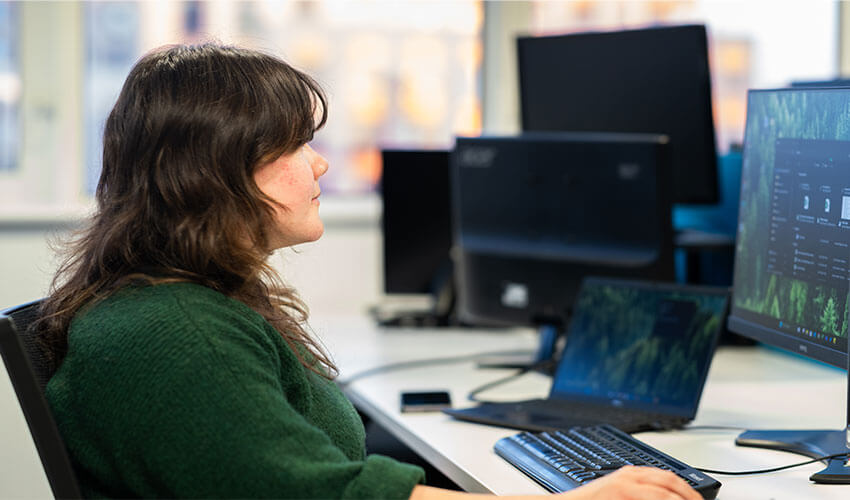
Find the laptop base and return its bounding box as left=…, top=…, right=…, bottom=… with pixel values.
left=444, top=398, right=686, bottom=434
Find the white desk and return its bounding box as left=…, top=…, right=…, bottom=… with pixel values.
left=313, top=315, right=848, bottom=500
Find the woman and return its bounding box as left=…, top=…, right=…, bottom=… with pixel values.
left=37, top=43, right=700, bottom=500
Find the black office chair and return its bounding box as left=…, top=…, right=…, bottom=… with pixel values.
left=0, top=300, right=82, bottom=499
left=5, top=301, right=54, bottom=391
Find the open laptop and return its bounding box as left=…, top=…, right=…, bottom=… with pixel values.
left=444, top=278, right=729, bottom=433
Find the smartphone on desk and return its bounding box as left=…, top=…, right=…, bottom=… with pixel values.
left=400, top=391, right=452, bottom=413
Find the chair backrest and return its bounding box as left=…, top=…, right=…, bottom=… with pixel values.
left=0, top=303, right=81, bottom=499
left=5, top=300, right=55, bottom=391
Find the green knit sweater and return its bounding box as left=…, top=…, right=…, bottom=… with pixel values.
left=46, top=283, right=425, bottom=498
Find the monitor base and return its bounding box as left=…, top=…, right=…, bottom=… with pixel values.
left=736, top=429, right=850, bottom=483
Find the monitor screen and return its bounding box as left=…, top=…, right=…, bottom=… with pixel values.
left=728, top=88, right=850, bottom=368
left=451, top=132, right=675, bottom=327
left=517, top=24, right=718, bottom=205
left=380, top=149, right=452, bottom=295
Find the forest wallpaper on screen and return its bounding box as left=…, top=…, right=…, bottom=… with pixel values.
left=732, top=89, right=850, bottom=339
left=554, top=283, right=725, bottom=406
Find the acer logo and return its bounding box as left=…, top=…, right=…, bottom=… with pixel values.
left=458, top=147, right=497, bottom=168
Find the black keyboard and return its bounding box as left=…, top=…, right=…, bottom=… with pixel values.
left=495, top=425, right=721, bottom=499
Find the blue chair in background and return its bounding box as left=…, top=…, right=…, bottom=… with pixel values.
left=673, top=150, right=742, bottom=286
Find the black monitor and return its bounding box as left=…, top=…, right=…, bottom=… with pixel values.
left=451, top=132, right=675, bottom=351
left=517, top=24, right=718, bottom=205
left=380, top=149, right=452, bottom=295
left=728, top=87, right=850, bottom=483
left=378, top=149, right=455, bottom=325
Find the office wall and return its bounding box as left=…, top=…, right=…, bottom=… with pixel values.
left=842, top=1, right=850, bottom=74
left=274, top=219, right=383, bottom=319
left=0, top=227, right=68, bottom=307
left=481, top=1, right=531, bottom=134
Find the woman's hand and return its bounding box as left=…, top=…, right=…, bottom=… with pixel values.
left=410, top=465, right=703, bottom=500
left=557, top=466, right=703, bottom=500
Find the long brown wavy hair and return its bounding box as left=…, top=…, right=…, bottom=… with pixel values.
left=36, top=43, right=337, bottom=378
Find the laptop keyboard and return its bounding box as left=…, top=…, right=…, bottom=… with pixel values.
left=495, top=424, right=720, bottom=499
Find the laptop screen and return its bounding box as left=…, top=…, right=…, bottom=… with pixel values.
left=550, top=278, right=728, bottom=417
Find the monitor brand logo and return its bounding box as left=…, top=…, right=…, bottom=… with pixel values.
left=617, top=163, right=642, bottom=180
left=798, top=344, right=808, bottom=353
left=501, top=282, right=529, bottom=309
left=458, top=147, right=497, bottom=168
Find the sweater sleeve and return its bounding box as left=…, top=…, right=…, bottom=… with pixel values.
left=47, top=285, right=424, bottom=499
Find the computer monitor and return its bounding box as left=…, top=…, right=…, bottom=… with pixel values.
left=378, top=149, right=455, bottom=325
left=728, top=87, right=850, bottom=483
left=517, top=24, right=718, bottom=205
left=451, top=132, right=675, bottom=360
left=381, top=149, right=452, bottom=295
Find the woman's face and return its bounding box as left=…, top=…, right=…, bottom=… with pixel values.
left=253, top=143, right=329, bottom=249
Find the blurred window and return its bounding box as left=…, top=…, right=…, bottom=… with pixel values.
left=81, top=0, right=483, bottom=195
left=0, top=1, right=19, bottom=173
left=84, top=1, right=139, bottom=194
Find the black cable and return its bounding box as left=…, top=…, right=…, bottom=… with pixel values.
left=336, top=349, right=535, bottom=388
left=633, top=424, right=849, bottom=475
left=697, top=453, right=849, bottom=475
left=466, top=359, right=553, bottom=403
left=467, top=368, right=531, bottom=403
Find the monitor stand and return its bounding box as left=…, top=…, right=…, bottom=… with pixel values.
left=373, top=270, right=457, bottom=328
left=735, top=350, right=850, bottom=483
left=475, top=324, right=561, bottom=375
